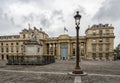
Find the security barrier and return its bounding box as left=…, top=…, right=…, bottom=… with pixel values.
left=7, top=55, right=55, bottom=65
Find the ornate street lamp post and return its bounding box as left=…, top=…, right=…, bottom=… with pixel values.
left=72, top=11, right=83, bottom=74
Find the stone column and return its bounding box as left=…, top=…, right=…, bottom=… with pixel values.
left=0, top=54, right=1, bottom=60
left=0, top=47, right=1, bottom=60
left=44, top=44, right=47, bottom=55
left=54, top=43, right=56, bottom=56
left=96, top=44, right=99, bottom=60
left=70, top=43, right=73, bottom=58
left=4, top=54, right=7, bottom=60
left=9, top=46, right=11, bottom=55
left=4, top=46, right=6, bottom=60
left=103, top=44, right=105, bottom=60
left=83, top=42, right=85, bottom=59
left=57, top=43, right=61, bottom=60
left=49, top=44, right=51, bottom=55
left=84, top=43, right=86, bottom=59
left=52, top=43, right=54, bottom=55
left=53, top=43, right=56, bottom=55
left=68, top=42, right=71, bottom=60
left=49, top=43, right=54, bottom=55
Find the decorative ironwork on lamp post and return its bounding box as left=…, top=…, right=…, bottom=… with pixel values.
left=72, top=11, right=83, bottom=74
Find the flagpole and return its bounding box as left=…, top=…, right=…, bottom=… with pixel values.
left=64, top=27, right=65, bottom=34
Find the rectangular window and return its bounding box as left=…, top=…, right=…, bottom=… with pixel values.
left=99, top=44, right=102, bottom=51
left=92, top=44, right=96, bottom=52
left=99, top=30, right=103, bottom=35
left=16, top=42, right=19, bottom=45
left=23, top=34, right=26, bottom=38
left=106, top=38, right=109, bottom=42
left=6, top=48, right=9, bottom=52
left=1, top=48, right=4, bottom=52
left=93, top=30, right=96, bottom=36
left=2, top=55, right=4, bottom=59
left=92, top=53, right=96, bottom=59
left=11, top=43, right=13, bottom=45
left=1, top=43, right=3, bottom=46
left=38, top=48, right=40, bottom=52
left=16, top=47, right=19, bottom=52
left=106, top=45, right=109, bottom=52
left=6, top=55, right=9, bottom=59
left=106, top=53, right=109, bottom=60
left=99, top=53, right=103, bottom=60
left=11, top=47, right=13, bottom=52
left=99, top=38, right=102, bottom=42
left=106, top=30, right=109, bottom=35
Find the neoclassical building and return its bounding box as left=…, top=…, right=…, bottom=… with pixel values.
left=0, top=24, right=115, bottom=60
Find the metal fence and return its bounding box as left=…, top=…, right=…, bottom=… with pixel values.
left=7, top=55, right=55, bottom=65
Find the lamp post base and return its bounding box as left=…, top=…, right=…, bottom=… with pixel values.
left=72, top=69, right=83, bottom=74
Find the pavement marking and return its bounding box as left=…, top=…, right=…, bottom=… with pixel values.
left=0, top=69, right=120, bottom=77
left=74, top=76, right=81, bottom=83
left=0, top=69, right=66, bottom=75
left=89, top=73, right=120, bottom=77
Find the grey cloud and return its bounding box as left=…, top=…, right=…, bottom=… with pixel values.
left=18, top=0, right=32, bottom=3
left=0, top=0, right=18, bottom=7
left=4, top=13, right=9, bottom=20
left=0, top=0, right=57, bottom=30
left=74, top=5, right=86, bottom=15
left=40, top=15, right=51, bottom=28
left=0, top=8, right=22, bottom=32
left=51, top=10, right=65, bottom=22
left=0, top=8, right=3, bottom=19
left=21, top=13, right=34, bottom=24
left=22, top=16, right=29, bottom=22
left=19, top=0, right=45, bottom=3
left=0, top=8, right=3, bottom=14
left=10, top=17, right=15, bottom=25
left=39, top=10, right=65, bottom=28
left=29, top=13, right=34, bottom=21
left=93, top=0, right=120, bottom=21
left=0, top=17, right=19, bottom=35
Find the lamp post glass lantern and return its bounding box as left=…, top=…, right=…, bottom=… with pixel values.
left=72, top=11, right=83, bottom=74
left=74, top=11, right=81, bottom=26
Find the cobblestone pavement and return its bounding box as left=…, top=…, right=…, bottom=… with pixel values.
left=0, top=60, right=120, bottom=83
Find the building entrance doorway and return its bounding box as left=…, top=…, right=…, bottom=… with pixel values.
left=61, top=44, right=68, bottom=60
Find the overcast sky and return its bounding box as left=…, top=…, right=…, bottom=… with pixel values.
left=0, top=0, right=120, bottom=48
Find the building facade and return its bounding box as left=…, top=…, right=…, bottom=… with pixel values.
left=85, top=24, right=115, bottom=60
left=114, top=44, right=120, bottom=60
left=0, top=24, right=115, bottom=60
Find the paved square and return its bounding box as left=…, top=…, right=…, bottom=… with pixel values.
left=0, top=60, right=120, bottom=83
